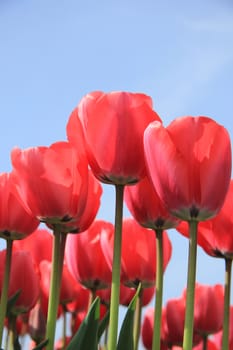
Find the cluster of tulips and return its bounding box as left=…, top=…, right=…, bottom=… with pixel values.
left=0, top=90, right=232, bottom=350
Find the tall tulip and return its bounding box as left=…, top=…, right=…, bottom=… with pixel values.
left=11, top=141, right=91, bottom=350
left=68, top=91, right=161, bottom=349
left=177, top=180, right=233, bottom=349
left=101, top=217, right=172, bottom=348
left=125, top=175, right=177, bottom=349
left=144, top=116, right=232, bottom=350
left=0, top=172, right=39, bottom=346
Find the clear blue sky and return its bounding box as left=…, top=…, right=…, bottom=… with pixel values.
left=0, top=0, right=233, bottom=347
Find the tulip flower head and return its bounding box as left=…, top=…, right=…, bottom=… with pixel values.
left=11, top=141, right=90, bottom=233
left=65, top=220, right=113, bottom=291
left=144, top=116, right=232, bottom=221
left=125, top=174, right=179, bottom=230
left=71, top=91, right=162, bottom=185
left=0, top=172, right=39, bottom=240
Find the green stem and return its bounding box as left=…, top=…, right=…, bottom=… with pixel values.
left=222, top=258, right=232, bottom=350
left=107, top=184, right=124, bottom=350
left=133, top=287, right=143, bottom=350
left=182, top=220, right=198, bottom=350
left=0, top=239, right=13, bottom=347
left=152, top=229, right=163, bottom=350
left=45, top=229, right=67, bottom=350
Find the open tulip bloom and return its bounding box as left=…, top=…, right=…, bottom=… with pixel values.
left=1, top=92, right=233, bottom=350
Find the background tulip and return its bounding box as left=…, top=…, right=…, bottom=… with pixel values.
left=125, top=175, right=179, bottom=230
left=0, top=250, right=40, bottom=314
left=65, top=220, right=113, bottom=292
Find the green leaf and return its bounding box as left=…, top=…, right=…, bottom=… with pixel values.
left=32, top=338, right=49, bottom=350
left=67, top=297, right=100, bottom=350
left=117, top=284, right=141, bottom=350
left=98, top=309, right=110, bottom=341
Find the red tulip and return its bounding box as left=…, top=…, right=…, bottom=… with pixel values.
left=66, top=284, right=90, bottom=313
left=124, top=175, right=179, bottom=230
left=142, top=307, right=169, bottom=350
left=13, top=228, right=53, bottom=270
left=157, top=294, right=201, bottom=348
left=192, top=283, right=224, bottom=336
left=144, top=116, right=232, bottom=221
left=176, top=179, right=233, bottom=258
left=65, top=220, right=113, bottom=290
left=163, top=296, right=186, bottom=347
left=0, top=250, right=40, bottom=314
left=70, top=91, right=161, bottom=185
left=39, top=260, right=81, bottom=306
left=101, top=218, right=172, bottom=288
left=0, top=172, right=39, bottom=240
left=195, top=181, right=233, bottom=258
left=213, top=305, right=233, bottom=350
left=11, top=141, right=89, bottom=232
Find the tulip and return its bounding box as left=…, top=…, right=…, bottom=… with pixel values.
left=144, top=116, right=232, bottom=350
left=0, top=250, right=40, bottom=314
left=65, top=220, right=113, bottom=295
left=125, top=175, right=177, bottom=349
left=11, top=140, right=92, bottom=350
left=213, top=305, right=233, bottom=350
left=74, top=91, right=161, bottom=185
left=39, top=261, right=80, bottom=306
left=144, top=117, right=231, bottom=222
left=193, top=284, right=224, bottom=337
left=0, top=250, right=40, bottom=348
left=13, top=228, right=53, bottom=271
left=177, top=181, right=233, bottom=349
left=0, top=172, right=39, bottom=240
left=11, top=141, right=89, bottom=232
left=125, top=175, right=179, bottom=231
left=0, top=172, right=39, bottom=346
left=101, top=217, right=172, bottom=348
left=68, top=91, right=161, bottom=349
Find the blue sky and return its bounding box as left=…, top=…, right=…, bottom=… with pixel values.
left=1, top=0, right=233, bottom=347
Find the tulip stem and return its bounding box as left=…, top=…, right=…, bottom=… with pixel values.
left=222, top=258, right=232, bottom=350
left=107, top=184, right=124, bottom=350
left=152, top=228, right=164, bottom=350
left=182, top=220, right=198, bottom=350
left=0, top=239, right=13, bottom=347
left=133, top=287, right=143, bottom=350
left=45, top=228, right=67, bottom=350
